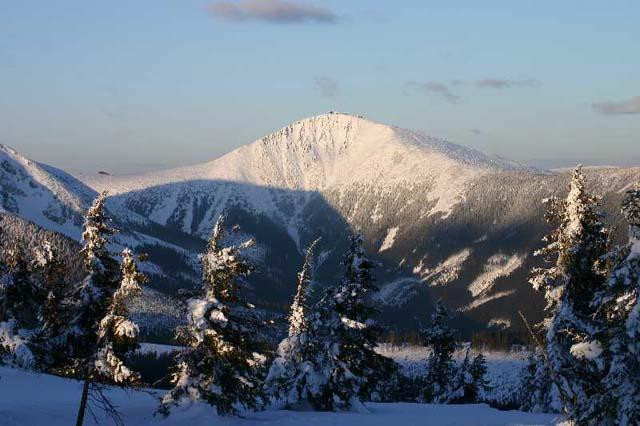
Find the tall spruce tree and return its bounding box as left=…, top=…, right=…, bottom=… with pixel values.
left=271, top=235, right=396, bottom=411
left=593, top=187, right=640, bottom=424
left=69, top=191, right=144, bottom=426
left=68, top=191, right=122, bottom=371
left=287, top=239, right=319, bottom=337
left=420, top=301, right=457, bottom=403
left=330, top=235, right=396, bottom=406
left=161, top=215, right=265, bottom=416
left=529, top=166, right=609, bottom=422
left=264, top=238, right=322, bottom=406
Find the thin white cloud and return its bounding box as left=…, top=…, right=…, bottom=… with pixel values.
left=405, top=81, right=459, bottom=103
left=476, top=78, right=539, bottom=89
left=209, top=0, right=337, bottom=24
left=592, top=96, right=640, bottom=115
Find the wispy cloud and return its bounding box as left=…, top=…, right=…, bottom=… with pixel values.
left=313, top=76, right=339, bottom=98
left=208, top=0, right=337, bottom=24
left=476, top=78, right=539, bottom=89
left=405, top=81, right=459, bottom=103
left=592, top=96, right=640, bottom=115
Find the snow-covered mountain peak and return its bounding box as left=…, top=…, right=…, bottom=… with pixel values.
left=250, top=112, right=515, bottom=171
left=78, top=113, right=525, bottom=234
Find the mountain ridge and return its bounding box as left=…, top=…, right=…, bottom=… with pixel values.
left=80, top=112, right=522, bottom=194
left=2, top=115, right=640, bottom=335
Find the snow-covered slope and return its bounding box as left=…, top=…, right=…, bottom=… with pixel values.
left=0, top=366, right=564, bottom=425
left=0, top=144, right=97, bottom=239
left=85, top=113, right=514, bottom=193
left=2, top=113, right=640, bottom=334
left=82, top=113, right=517, bottom=236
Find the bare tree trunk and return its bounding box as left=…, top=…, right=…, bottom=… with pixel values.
left=75, top=372, right=92, bottom=426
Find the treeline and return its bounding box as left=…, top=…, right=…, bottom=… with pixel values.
left=380, top=329, right=535, bottom=351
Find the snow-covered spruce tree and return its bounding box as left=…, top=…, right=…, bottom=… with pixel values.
left=331, top=235, right=396, bottom=405
left=467, top=353, right=490, bottom=402
left=592, top=186, right=640, bottom=424
left=161, top=215, right=266, bottom=416
left=66, top=192, right=142, bottom=426
left=0, top=244, right=39, bottom=327
left=67, top=191, right=122, bottom=373
left=450, top=347, right=491, bottom=404
left=287, top=239, right=319, bottom=337
left=420, top=301, right=457, bottom=403
left=93, top=248, right=146, bottom=384
left=74, top=247, right=146, bottom=426
left=449, top=346, right=470, bottom=403
left=519, top=348, right=557, bottom=413
left=0, top=242, right=37, bottom=368
left=29, top=240, right=73, bottom=369
left=264, top=238, right=321, bottom=406
left=274, top=235, right=396, bottom=411
left=529, top=166, right=609, bottom=422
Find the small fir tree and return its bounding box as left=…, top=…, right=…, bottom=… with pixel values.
left=93, top=248, right=146, bottom=384
left=421, top=301, right=457, bottom=403
left=519, top=348, right=555, bottom=413
left=466, top=353, right=491, bottom=402
left=450, top=347, right=490, bottom=404
left=264, top=239, right=322, bottom=406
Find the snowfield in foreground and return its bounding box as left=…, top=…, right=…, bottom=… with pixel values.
left=0, top=367, right=564, bottom=425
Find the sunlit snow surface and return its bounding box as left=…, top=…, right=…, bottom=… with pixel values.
left=0, top=366, right=564, bottom=425
left=79, top=113, right=514, bottom=238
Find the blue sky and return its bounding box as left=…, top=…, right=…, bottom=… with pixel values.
left=1, top=0, right=639, bottom=173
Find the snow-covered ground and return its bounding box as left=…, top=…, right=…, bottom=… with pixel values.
left=140, top=342, right=530, bottom=408
left=138, top=342, right=182, bottom=356
left=378, top=344, right=529, bottom=406
left=0, top=366, right=563, bottom=425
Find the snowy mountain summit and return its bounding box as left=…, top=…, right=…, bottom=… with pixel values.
left=84, top=113, right=519, bottom=225
left=86, top=112, right=519, bottom=191
left=84, top=112, right=517, bottom=191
